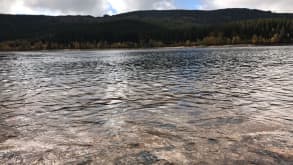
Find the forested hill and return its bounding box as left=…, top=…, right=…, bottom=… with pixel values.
left=1, top=8, right=293, bottom=50
left=112, top=8, right=293, bottom=26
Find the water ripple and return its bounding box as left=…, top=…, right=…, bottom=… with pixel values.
left=0, top=47, right=293, bottom=164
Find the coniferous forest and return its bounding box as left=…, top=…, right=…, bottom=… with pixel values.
left=1, top=8, right=293, bottom=50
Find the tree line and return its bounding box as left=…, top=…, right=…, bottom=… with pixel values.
left=0, top=11, right=293, bottom=50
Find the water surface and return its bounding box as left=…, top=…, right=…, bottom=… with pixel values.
left=0, top=46, right=293, bottom=164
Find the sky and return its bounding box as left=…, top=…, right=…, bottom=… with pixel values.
left=0, top=0, right=292, bottom=16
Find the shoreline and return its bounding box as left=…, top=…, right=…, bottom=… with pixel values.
left=0, top=44, right=292, bottom=52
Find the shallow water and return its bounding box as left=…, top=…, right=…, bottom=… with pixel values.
left=0, top=46, right=292, bottom=164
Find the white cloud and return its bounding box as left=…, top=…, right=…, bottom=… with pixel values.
left=200, top=0, right=293, bottom=12
left=107, top=0, right=175, bottom=13
left=0, top=0, right=176, bottom=16
left=0, top=0, right=112, bottom=16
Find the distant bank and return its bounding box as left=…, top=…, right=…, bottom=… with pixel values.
left=1, top=8, right=293, bottom=51
left=1, top=43, right=292, bottom=52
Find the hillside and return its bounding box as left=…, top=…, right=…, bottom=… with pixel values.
left=0, top=8, right=293, bottom=50
left=111, top=8, right=293, bottom=26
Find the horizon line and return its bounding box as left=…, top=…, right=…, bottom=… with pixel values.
left=1, top=8, right=293, bottom=17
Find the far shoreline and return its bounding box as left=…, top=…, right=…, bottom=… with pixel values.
left=0, top=44, right=292, bottom=52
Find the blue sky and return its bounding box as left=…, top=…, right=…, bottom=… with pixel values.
left=176, top=0, right=199, bottom=9
left=0, top=0, right=292, bottom=16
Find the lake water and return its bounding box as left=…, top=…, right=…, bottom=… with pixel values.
left=0, top=46, right=292, bottom=164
